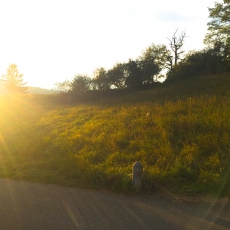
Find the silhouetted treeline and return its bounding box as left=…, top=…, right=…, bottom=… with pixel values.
left=55, top=0, right=230, bottom=98
left=166, top=44, right=230, bottom=82
left=54, top=43, right=171, bottom=94
left=55, top=44, right=229, bottom=99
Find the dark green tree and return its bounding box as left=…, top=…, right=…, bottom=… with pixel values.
left=204, top=0, right=230, bottom=45
left=125, top=59, right=143, bottom=89
left=165, top=47, right=229, bottom=82
left=0, top=64, right=28, bottom=93
left=139, top=44, right=170, bottom=85
left=204, top=0, right=230, bottom=66
left=71, top=75, right=92, bottom=93
left=107, top=63, right=126, bottom=89
left=93, top=67, right=110, bottom=90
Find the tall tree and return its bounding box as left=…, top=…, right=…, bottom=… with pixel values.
left=168, top=29, right=186, bottom=66
left=166, top=47, right=227, bottom=82
left=0, top=64, right=28, bottom=93
left=139, top=44, right=171, bottom=85
left=125, top=59, right=143, bottom=89
left=71, top=75, right=92, bottom=93
left=107, top=63, right=126, bottom=89
left=204, top=0, right=230, bottom=45
left=204, top=0, right=230, bottom=66
left=93, top=67, right=110, bottom=90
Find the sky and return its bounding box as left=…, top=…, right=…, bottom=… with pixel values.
left=0, top=0, right=219, bottom=89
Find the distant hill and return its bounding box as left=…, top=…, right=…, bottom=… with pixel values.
left=0, top=85, right=57, bottom=94
left=27, top=86, right=57, bottom=94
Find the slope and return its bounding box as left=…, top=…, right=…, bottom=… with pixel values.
left=0, top=73, right=230, bottom=196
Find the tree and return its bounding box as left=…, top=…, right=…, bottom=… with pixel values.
left=93, top=67, right=110, bottom=90
left=139, top=44, right=171, bottom=85
left=53, top=80, right=72, bottom=93
left=139, top=58, right=159, bottom=86
left=125, top=59, right=143, bottom=89
left=204, top=0, right=230, bottom=45
left=0, top=64, right=28, bottom=93
left=168, top=29, right=186, bottom=66
left=204, top=0, right=230, bottom=66
left=165, top=47, right=229, bottom=82
left=71, top=75, right=92, bottom=93
left=107, top=63, right=126, bottom=89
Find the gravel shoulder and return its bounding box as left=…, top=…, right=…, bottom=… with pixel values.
left=0, top=178, right=229, bottom=230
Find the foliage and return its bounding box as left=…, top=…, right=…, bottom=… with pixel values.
left=71, top=75, right=92, bottom=93
left=54, top=41, right=176, bottom=93
left=54, top=75, right=92, bottom=95
left=0, top=64, right=28, bottom=94
left=93, top=67, right=111, bottom=90
left=204, top=0, right=230, bottom=45
left=139, top=44, right=170, bottom=85
left=124, top=59, right=143, bottom=89
left=107, top=63, right=126, bottom=89
left=166, top=47, right=230, bottom=82
left=53, top=80, right=72, bottom=93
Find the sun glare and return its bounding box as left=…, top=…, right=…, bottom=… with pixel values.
left=0, top=0, right=216, bottom=89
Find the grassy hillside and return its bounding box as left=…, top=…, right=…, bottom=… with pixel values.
left=0, top=73, right=230, bottom=196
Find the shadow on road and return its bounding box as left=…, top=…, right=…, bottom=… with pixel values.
left=0, top=179, right=229, bottom=230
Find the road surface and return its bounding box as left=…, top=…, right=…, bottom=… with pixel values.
left=0, top=178, right=229, bottom=229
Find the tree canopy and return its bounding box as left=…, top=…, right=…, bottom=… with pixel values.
left=0, top=64, right=28, bottom=94
left=124, top=59, right=143, bottom=89
left=107, top=63, right=126, bottom=89
left=93, top=68, right=110, bottom=90
left=71, top=75, right=92, bottom=93
left=204, top=0, right=230, bottom=46
left=139, top=44, right=170, bottom=85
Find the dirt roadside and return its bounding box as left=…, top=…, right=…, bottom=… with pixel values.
left=0, top=178, right=229, bottom=230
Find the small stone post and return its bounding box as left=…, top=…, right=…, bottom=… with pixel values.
left=132, top=161, right=143, bottom=189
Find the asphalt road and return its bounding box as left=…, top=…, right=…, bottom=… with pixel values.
left=0, top=178, right=229, bottom=230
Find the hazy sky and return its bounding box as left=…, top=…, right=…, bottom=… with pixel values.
left=0, top=0, right=218, bottom=89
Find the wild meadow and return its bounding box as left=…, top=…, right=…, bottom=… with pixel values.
left=0, top=73, right=230, bottom=196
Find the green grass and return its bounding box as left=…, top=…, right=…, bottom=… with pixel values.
left=0, top=73, right=230, bottom=196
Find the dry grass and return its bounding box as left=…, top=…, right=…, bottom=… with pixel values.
left=0, top=73, right=230, bottom=196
